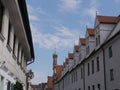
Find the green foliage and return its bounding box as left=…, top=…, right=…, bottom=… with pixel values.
left=13, top=81, right=23, bottom=90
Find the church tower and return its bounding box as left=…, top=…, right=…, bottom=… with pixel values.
left=53, top=49, right=58, bottom=75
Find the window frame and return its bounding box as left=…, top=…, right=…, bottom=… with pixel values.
left=109, top=46, right=113, bottom=58
left=88, top=86, right=90, bottom=90
left=97, top=57, right=100, bottom=72
left=88, top=63, right=90, bottom=76
left=92, top=60, right=94, bottom=74
left=6, top=21, right=12, bottom=52
left=110, top=69, right=114, bottom=81
left=81, top=67, right=83, bottom=79
left=97, top=84, right=100, bottom=90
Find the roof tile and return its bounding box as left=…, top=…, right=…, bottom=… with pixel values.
left=87, top=28, right=95, bottom=36
left=68, top=53, right=74, bottom=59
left=79, top=38, right=86, bottom=45
left=97, top=15, right=120, bottom=24
left=74, top=45, right=79, bottom=51
left=56, top=65, right=63, bottom=78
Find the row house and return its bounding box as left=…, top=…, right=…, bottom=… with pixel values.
left=51, top=14, right=120, bottom=90
left=0, top=0, right=34, bottom=90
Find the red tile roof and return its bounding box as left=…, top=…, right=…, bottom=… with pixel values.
left=87, top=28, right=95, bottom=36
left=65, top=58, right=69, bottom=64
left=79, top=38, right=86, bottom=45
left=74, top=45, right=79, bottom=51
left=68, top=53, right=74, bottom=59
left=97, top=15, right=120, bottom=24
left=56, top=65, right=63, bottom=78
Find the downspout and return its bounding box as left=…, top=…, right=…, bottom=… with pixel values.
left=102, top=48, right=107, bottom=90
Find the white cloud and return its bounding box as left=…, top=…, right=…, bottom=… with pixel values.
left=114, top=0, right=120, bottom=3
left=55, top=26, right=77, bottom=37
left=58, top=0, right=82, bottom=12
left=84, top=0, right=99, bottom=18
left=31, top=71, right=47, bottom=84
left=31, top=24, right=79, bottom=49
left=85, top=7, right=97, bottom=18
left=29, top=15, right=39, bottom=21
left=27, top=5, right=48, bottom=21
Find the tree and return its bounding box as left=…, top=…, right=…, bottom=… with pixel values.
left=13, top=81, right=23, bottom=90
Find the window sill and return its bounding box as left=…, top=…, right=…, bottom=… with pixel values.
left=6, top=44, right=12, bottom=53
left=0, top=33, right=5, bottom=42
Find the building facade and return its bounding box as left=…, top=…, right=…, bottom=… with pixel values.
left=46, top=76, right=53, bottom=90
left=31, top=83, right=47, bottom=90
left=51, top=15, right=120, bottom=90
left=0, top=0, right=34, bottom=90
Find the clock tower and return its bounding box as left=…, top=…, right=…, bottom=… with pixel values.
left=53, top=49, right=58, bottom=75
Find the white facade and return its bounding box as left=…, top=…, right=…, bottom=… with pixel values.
left=53, top=15, right=120, bottom=90
left=0, top=0, right=34, bottom=90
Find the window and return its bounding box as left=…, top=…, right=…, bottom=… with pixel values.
left=7, top=81, right=11, bottom=90
left=79, top=53, right=81, bottom=60
left=88, top=86, right=90, bottom=90
left=97, top=57, right=100, bottom=72
left=72, top=73, right=73, bottom=83
left=92, top=85, right=95, bottom=90
left=7, top=21, right=13, bottom=52
left=81, top=68, right=83, bottom=79
left=7, top=22, right=11, bottom=45
left=86, top=46, right=89, bottom=55
left=74, top=72, right=75, bottom=82
left=21, top=52, right=25, bottom=69
left=76, top=71, right=77, bottom=82
left=18, top=45, right=22, bottom=64
left=98, top=84, right=100, bottom=90
left=109, top=46, right=113, bottom=58
left=92, top=60, right=94, bottom=74
left=0, top=75, right=4, bottom=90
left=21, top=51, right=23, bottom=64
left=88, top=63, right=90, bottom=76
left=17, top=43, right=20, bottom=63
left=110, top=69, right=114, bottom=81
left=13, top=35, right=16, bottom=58
left=0, top=0, right=4, bottom=32
left=98, top=35, right=100, bottom=44
left=96, top=38, right=97, bottom=46
left=13, top=35, right=16, bottom=54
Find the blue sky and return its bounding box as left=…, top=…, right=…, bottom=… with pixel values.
left=26, top=0, right=120, bottom=84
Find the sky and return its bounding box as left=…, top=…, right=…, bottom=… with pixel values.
left=26, top=0, right=120, bottom=84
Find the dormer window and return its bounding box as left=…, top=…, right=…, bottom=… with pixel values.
left=109, top=46, right=113, bottom=58
left=76, top=50, right=79, bottom=52
left=86, top=46, right=89, bottom=55
left=96, top=35, right=100, bottom=46
left=98, top=35, right=100, bottom=44
left=96, top=38, right=98, bottom=46
left=79, top=53, right=81, bottom=60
